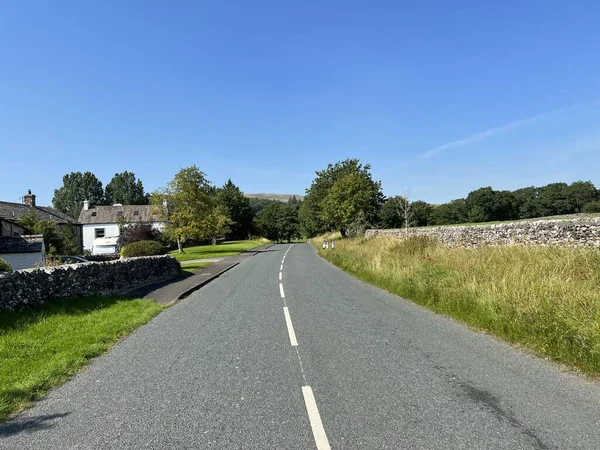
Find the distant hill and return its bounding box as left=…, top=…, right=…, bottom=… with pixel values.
left=244, top=193, right=304, bottom=203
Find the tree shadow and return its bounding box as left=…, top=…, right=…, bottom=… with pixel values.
left=124, top=271, right=194, bottom=298
left=0, top=412, right=70, bottom=437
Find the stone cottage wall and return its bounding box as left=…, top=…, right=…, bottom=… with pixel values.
left=364, top=218, right=600, bottom=247
left=0, top=255, right=181, bottom=311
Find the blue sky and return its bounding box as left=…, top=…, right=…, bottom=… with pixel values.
left=1, top=1, right=599, bottom=207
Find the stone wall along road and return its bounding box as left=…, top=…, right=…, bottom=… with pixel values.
left=0, top=255, right=181, bottom=311
left=365, top=217, right=600, bottom=247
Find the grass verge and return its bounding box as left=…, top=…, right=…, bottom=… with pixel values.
left=170, top=239, right=267, bottom=262
left=181, top=262, right=212, bottom=275
left=314, top=235, right=600, bottom=377
left=0, top=296, right=165, bottom=422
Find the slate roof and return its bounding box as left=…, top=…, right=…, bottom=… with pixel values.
left=0, top=235, right=44, bottom=254
left=0, top=201, right=78, bottom=225
left=78, top=205, right=166, bottom=225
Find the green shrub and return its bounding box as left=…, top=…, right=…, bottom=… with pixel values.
left=121, top=240, right=165, bottom=258
left=0, top=258, right=11, bottom=272
left=583, top=201, right=600, bottom=213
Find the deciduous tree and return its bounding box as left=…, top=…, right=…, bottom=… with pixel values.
left=18, top=213, right=79, bottom=255
left=105, top=171, right=148, bottom=205
left=430, top=199, right=468, bottom=225
left=380, top=196, right=404, bottom=229
left=152, top=166, right=218, bottom=253
left=301, top=158, right=383, bottom=237
left=216, top=179, right=253, bottom=240
left=411, top=200, right=434, bottom=227
left=117, top=223, right=163, bottom=247
left=52, top=171, right=104, bottom=218
left=565, top=181, right=599, bottom=212
left=259, top=203, right=299, bottom=242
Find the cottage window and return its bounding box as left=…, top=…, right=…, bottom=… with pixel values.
left=117, top=211, right=123, bottom=217
left=95, top=228, right=105, bottom=238
left=91, top=212, right=97, bottom=216
left=133, top=210, right=139, bottom=216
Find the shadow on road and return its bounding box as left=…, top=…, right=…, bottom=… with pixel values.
left=0, top=412, right=70, bottom=437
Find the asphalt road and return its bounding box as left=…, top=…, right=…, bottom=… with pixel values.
left=1, top=243, right=600, bottom=449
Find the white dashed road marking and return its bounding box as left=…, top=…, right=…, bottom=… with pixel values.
left=278, top=244, right=330, bottom=449
left=302, top=386, right=331, bottom=450
left=283, top=306, right=298, bottom=346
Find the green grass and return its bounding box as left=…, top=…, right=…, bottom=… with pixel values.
left=314, top=235, right=600, bottom=377
left=170, top=239, right=267, bottom=262
left=0, top=296, right=165, bottom=422
left=180, top=262, right=212, bottom=275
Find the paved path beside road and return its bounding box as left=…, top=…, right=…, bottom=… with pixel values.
left=179, top=257, right=225, bottom=264
left=127, top=244, right=274, bottom=304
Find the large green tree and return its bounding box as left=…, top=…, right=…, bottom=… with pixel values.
left=105, top=171, right=148, bottom=205
left=565, top=181, right=599, bottom=212
left=380, top=196, right=405, bottom=229
left=216, top=179, right=254, bottom=240
left=411, top=200, right=435, bottom=227
left=153, top=166, right=223, bottom=253
left=465, top=187, right=497, bottom=223
left=260, top=202, right=299, bottom=242
left=466, top=187, right=518, bottom=222
left=534, top=183, right=574, bottom=217
left=52, top=171, right=105, bottom=218
left=513, top=186, right=539, bottom=219
left=430, top=199, right=468, bottom=225
left=301, top=158, right=384, bottom=237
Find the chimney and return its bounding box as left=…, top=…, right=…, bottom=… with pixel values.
left=83, top=200, right=90, bottom=211
left=162, top=198, right=168, bottom=208
left=23, top=189, right=36, bottom=207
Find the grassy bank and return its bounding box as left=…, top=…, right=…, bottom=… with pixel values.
left=0, top=296, right=164, bottom=421
left=315, top=236, right=600, bottom=376
left=170, top=239, right=267, bottom=262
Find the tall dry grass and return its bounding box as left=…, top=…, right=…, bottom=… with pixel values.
left=316, top=235, right=600, bottom=375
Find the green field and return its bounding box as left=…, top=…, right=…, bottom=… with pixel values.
left=314, top=235, right=600, bottom=377
left=170, top=239, right=267, bottom=262
left=0, top=296, right=164, bottom=422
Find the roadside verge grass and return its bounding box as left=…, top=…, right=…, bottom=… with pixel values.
left=180, top=262, right=212, bottom=275
left=315, top=235, right=600, bottom=376
left=170, top=239, right=267, bottom=262
left=0, top=296, right=165, bottom=422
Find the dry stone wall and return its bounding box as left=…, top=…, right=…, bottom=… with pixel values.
left=0, top=255, right=181, bottom=311
left=365, top=217, right=600, bottom=247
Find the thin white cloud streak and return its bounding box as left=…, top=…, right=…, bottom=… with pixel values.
left=421, top=101, right=593, bottom=159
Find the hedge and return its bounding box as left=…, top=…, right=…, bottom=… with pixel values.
left=121, top=240, right=166, bottom=258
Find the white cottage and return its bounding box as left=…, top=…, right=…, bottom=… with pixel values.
left=78, top=201, right=167, bottom=251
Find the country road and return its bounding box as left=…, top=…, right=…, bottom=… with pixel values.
left=1, top=243, right=600, bottom=449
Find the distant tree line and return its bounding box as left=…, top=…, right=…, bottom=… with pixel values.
left=381, top=181, right=600, bottom=228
